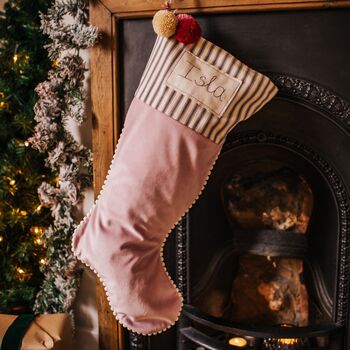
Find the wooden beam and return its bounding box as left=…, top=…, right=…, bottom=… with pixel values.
left=89, top=1, right=122, bottom=349
left=0, top=0, right=6, bottom=11
left=101, top=0, right=350, bottom=15
left=112, top=16, right=121, bottom=144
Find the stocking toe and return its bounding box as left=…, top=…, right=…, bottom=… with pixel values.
left=116, top=296, right=183, bottom=335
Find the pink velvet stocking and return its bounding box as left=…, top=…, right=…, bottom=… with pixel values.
left=72, top=35, right=278, bottom=335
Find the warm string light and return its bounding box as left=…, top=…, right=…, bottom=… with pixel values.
left=5, top=176, right=16, bottom=186
left=55, top=176, right=62, bottom=185
left=11, top=208, right=28, bottom=219
left=6, top=177, right=17, bottom=196
left=31, top=226, right=45, bottom=245
left=24, top=140, right=30, bottom=147
left=13, top=53, right=30, bottom=72
left=16, top=266, right=32, bottom=281
left=0, top=236, right=3, bottom=242
left=0, top=91, right=9, bottom=109
left=16, top=266, right=27, bottom=281
left=52, top=59, right=59, bottom=68
left=13, top=53, right=30, bottom=63
left=35, top=204, right=42, bottom=213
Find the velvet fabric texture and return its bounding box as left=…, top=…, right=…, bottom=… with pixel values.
left=72, top=97, right=222, bottom=334
left=72, top=34, right=278, bottom=335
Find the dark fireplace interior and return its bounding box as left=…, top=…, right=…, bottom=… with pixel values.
left=119, top=8, right=350, bottom=350
left=193, top=162, right=313, bottom=327
left=181, top=123, right=343, bottom=349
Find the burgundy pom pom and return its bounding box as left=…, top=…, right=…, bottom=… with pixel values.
left=175, top=14, right=201, bottom=44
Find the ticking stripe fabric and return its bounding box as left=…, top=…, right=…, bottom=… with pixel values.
left=135, top=35, right=278, bottom=144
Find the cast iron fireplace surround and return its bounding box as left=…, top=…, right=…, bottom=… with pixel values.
left=118, top=9, right=350, bottom=350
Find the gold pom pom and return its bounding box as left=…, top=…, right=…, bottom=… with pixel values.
left=152, top=10, right=177, bottom=38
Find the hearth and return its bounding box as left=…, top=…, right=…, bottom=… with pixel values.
left=121, top=9, right=350, bottom=350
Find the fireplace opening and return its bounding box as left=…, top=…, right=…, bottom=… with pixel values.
left=178, top=106, right=349, bottom=349
left=186, top=156, right=338, bottom=348
left=218, top=162, right=311, bottom=328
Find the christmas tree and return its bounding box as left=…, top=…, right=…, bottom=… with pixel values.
left=0, top=0, right=53, bottom=312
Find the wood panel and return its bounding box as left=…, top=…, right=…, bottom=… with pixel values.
left=102, top=0, right=350, bottom=16
left=89, top=1, right=122, bottom=349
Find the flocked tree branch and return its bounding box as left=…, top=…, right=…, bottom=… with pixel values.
left=29, top=0, right=99, bottom=313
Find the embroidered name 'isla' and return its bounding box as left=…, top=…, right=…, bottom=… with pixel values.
left=165, top=50, right=242, bottom=117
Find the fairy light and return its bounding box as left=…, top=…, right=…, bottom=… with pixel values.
left=52, top=59, right=59, bottom=68
left=9, top=179, right=16, bottom=186
left=13, top=54, right=18, bottom=63
left=55, top=176, right=62, bottom=185
left=35, top=204, right=42, bottom=213
left=0, top=92, right=5, bottom=108
left=39, top=258, right=47, bottom=265
left=0, top=236, right=3, bottom=242
left=16, top=266, right=30, bottom=281
left=17, top=267, right=25, bottom=274
left=31, top=226, right=43, bottom=235
left=24, top=140, right=30, bottom=147
left=20, top=210, right=27, bottom=217
left=31, top=226, right=44, bottom=245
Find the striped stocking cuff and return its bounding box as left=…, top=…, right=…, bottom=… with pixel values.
left=135, top=35, right=278, bottom=144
